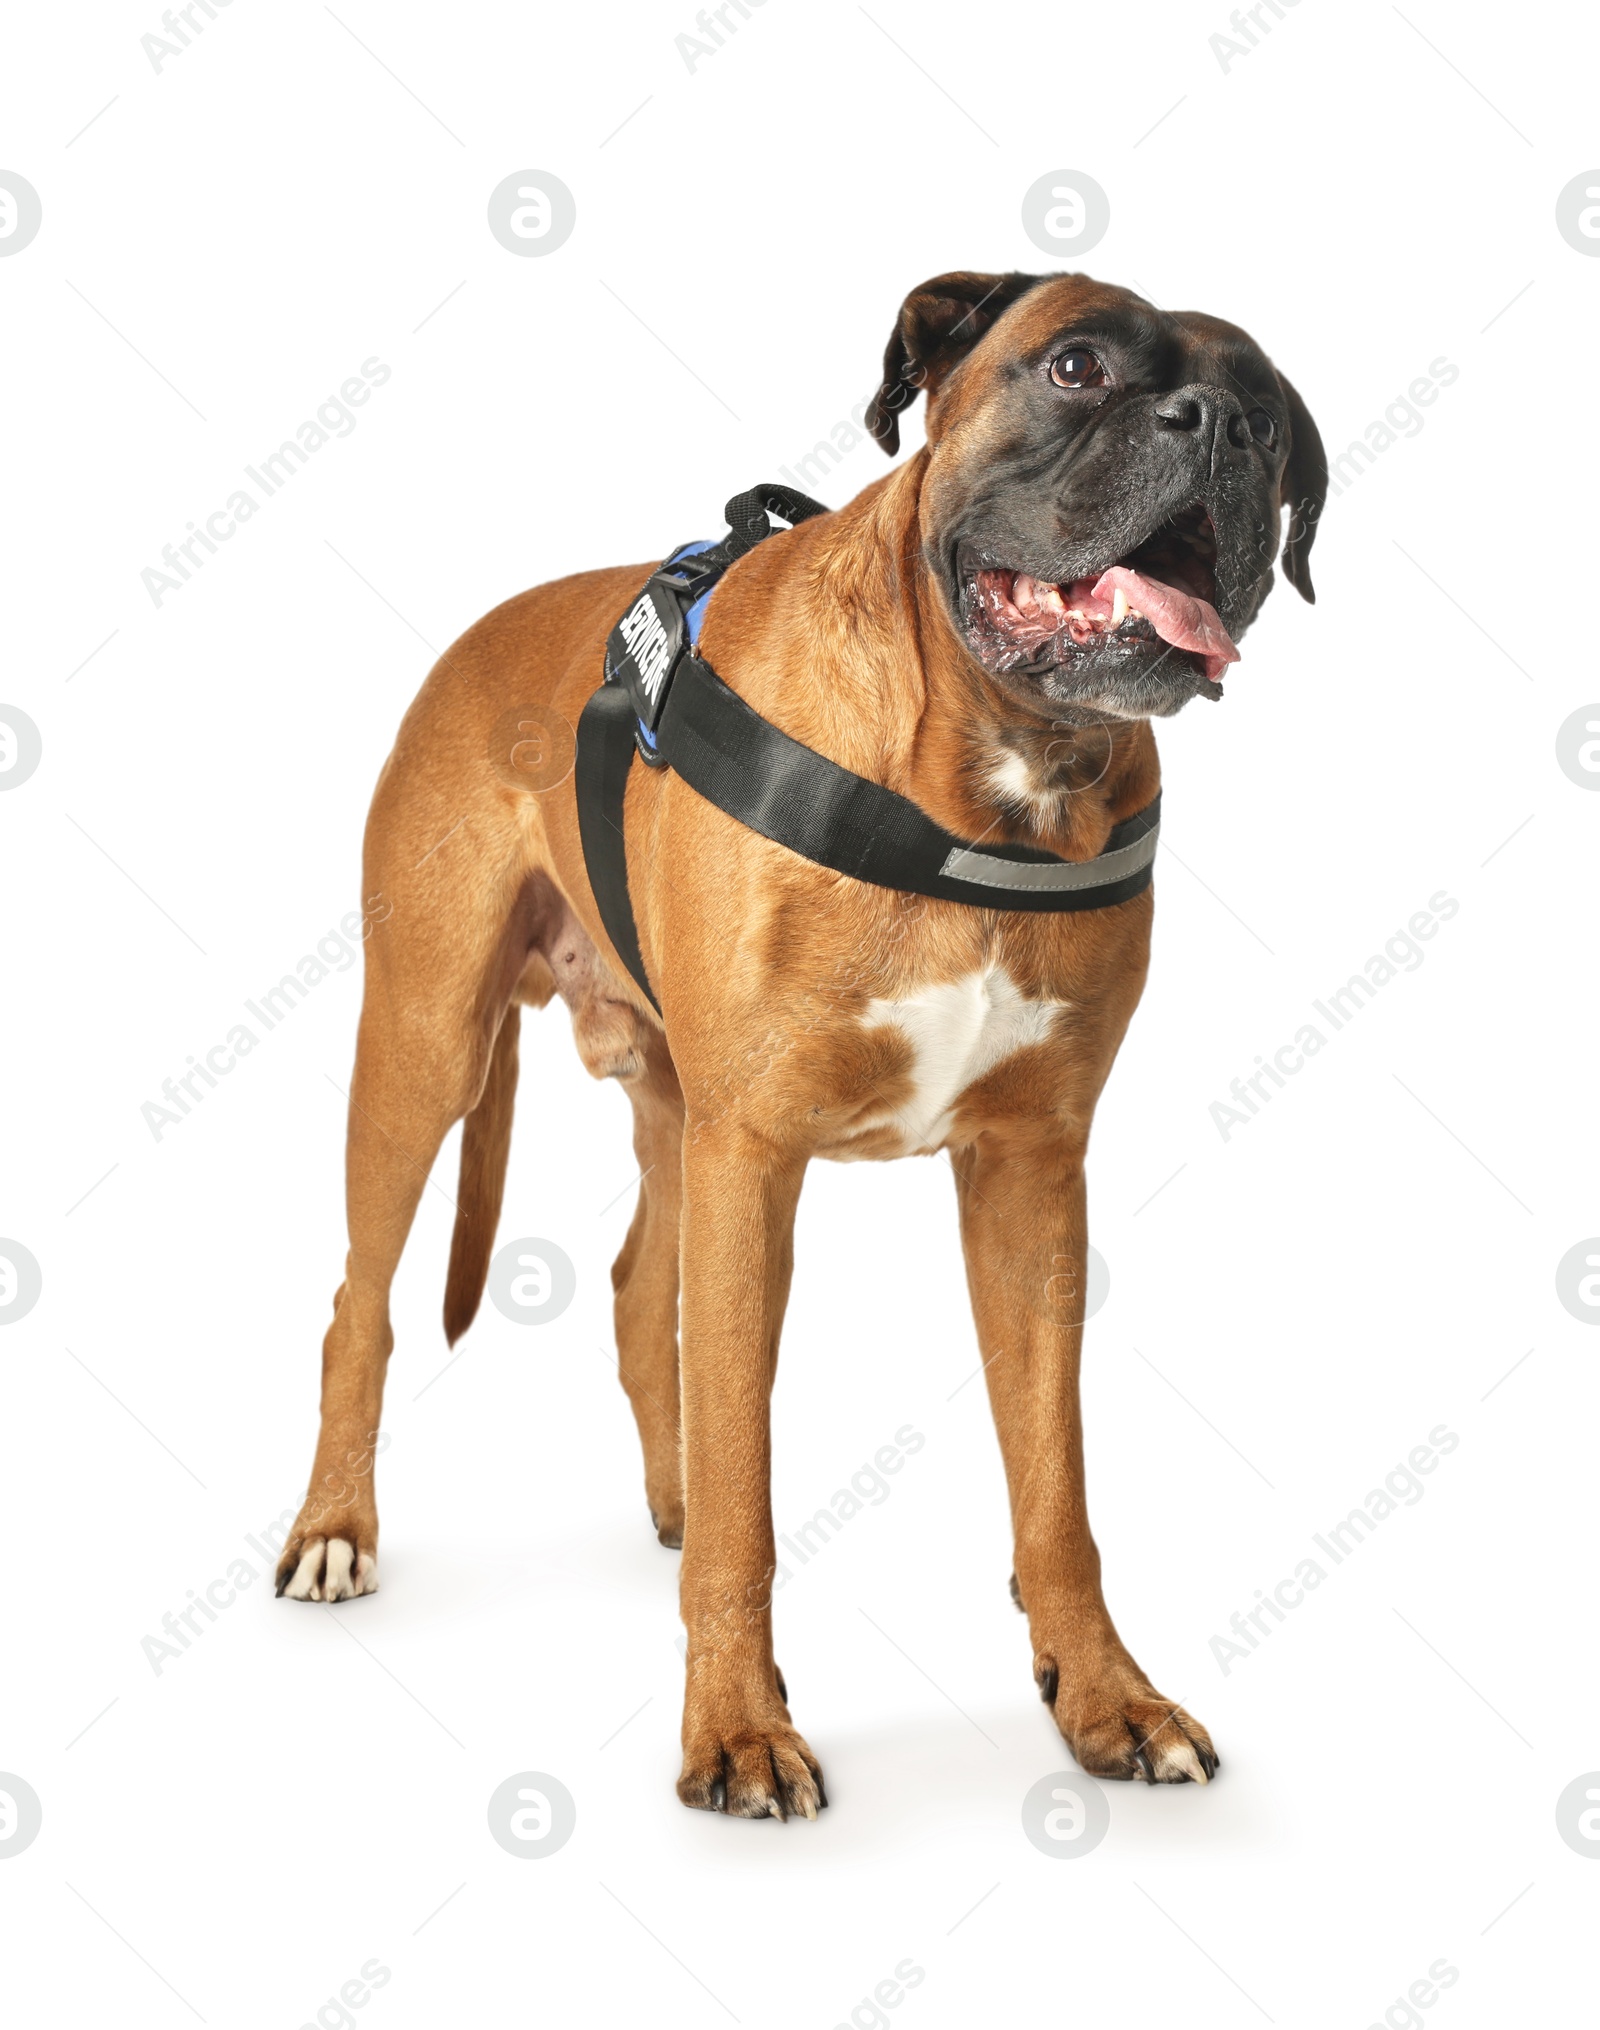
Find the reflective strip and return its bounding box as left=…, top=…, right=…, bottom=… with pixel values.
left=940, top=821, right=1160, bottom=894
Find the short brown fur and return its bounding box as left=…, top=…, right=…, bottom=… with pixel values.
left=273, top=271, right=1324, bottom=1811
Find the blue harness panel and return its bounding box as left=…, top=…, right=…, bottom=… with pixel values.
left=634, top=541, right=715, bottom=758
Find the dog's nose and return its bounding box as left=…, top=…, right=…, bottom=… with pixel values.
left=1154, top=385, right=1251, bottom=450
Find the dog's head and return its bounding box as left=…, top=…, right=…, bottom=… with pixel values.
left=865, top=271, right=1326, bottom=721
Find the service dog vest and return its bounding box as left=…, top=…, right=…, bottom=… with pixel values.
left=576, top=486, right=1161, bottom=1013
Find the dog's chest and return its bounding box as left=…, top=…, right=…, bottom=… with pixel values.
left=854, top=966, right=1066, bottom=1154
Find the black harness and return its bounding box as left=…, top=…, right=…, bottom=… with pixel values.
left=575, top=485, right=1161, bottom=1013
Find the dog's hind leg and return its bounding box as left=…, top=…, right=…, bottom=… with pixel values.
left=276, top=775, right=548, bottom=1602
left=472, top=880, right=684, bottom=1543
left=277, top=1000, right=497, bottom=1599
left=609, top=1033, right=686, bottom=1546
left=276, top=964, right=520, bottom=1599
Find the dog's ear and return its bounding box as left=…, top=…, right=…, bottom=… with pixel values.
left=1276, top=371, right=1327, bottom=604
left=866, top=271, right=1044, bottom=456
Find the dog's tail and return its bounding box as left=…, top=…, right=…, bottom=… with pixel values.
left=443, top=1005, right=522, bottom=1345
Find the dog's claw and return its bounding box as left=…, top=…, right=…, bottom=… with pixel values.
left=1049, top=1676, right=1218, bottom=1786
left=678, top=1723, right=825, bottom=1822
left=276, top=1536, right=378, bottom=1603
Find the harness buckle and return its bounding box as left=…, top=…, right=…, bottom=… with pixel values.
left=649, top=555, right=723, bottom=603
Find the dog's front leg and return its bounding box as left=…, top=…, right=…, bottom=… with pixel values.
left=674, top=1124, right=825, bottom=1820
left=952, top=1134, right=1218, bottom=1785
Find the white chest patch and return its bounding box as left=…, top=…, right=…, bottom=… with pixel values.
left=862, top=966, right=1065, bottom=1151
left=982, top=746, right=1073, bottom=827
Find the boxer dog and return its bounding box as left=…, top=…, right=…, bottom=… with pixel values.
left=276, top=270, right=1325, bottom=1819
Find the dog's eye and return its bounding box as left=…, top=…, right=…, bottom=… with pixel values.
left=1246, top=406, right=1276, bottom=446
left=1050, top=348, right=1106, bottom=390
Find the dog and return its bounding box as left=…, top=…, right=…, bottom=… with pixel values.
left=275, top=269, right=1326, bottom=1819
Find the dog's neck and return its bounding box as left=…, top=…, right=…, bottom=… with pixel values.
left=701, top=461, right=1160, bottom=863
left=808, top=463, right=1160, bottom=862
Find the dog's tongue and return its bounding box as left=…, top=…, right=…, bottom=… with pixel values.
left=1090, top=566, right=1240, bottom=685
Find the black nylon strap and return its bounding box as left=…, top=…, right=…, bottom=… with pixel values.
left=704, top=485, right=832, bottom=568
left=575, top=679, right=661, bottom=1011
left=578, top=485, right=828, bottom=1008
left=656, top=656, right=1160, bottom=913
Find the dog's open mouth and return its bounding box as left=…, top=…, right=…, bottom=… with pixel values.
left=962, top=504, right=1240, bottom=687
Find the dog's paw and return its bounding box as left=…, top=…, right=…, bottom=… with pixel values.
left=677, top=1725, right=827, bottom=1821
left=276, top=1535, right=379, bottom=1603
left=1038, top=1660, right=1217, bottom=1785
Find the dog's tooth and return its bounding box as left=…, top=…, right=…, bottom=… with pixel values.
left=1110, top=586, right=1128, bottom=628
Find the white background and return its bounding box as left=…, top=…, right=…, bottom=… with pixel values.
left=3, top=1, right=1597, bottom=2024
